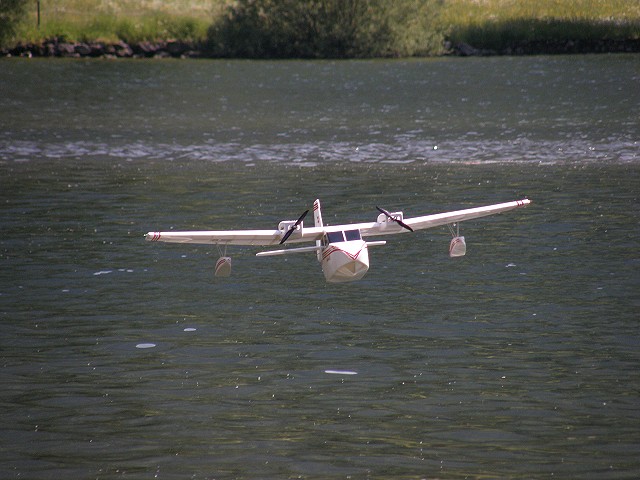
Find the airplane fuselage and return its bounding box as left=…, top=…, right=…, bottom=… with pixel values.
left=321, top=239, right=370, bottom=283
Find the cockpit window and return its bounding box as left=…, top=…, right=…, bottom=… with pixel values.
left=327, top=230, right=361, bottom=244
left=344, top=229, right=361, bottom=241
left=327, top=231, right=344, bottom=244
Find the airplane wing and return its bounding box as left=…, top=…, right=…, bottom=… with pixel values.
left=403, top=198, right=531, bottom=232
left=144, top=228, right=324, bottom=246
left=145, top=199, right=529, bottom=246
left=342, top=199, right=531, bottom=237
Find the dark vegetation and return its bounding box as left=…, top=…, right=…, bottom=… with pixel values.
left=0, top=0, right=27, bottom=46
left=205, top=0, right=441, bottom=58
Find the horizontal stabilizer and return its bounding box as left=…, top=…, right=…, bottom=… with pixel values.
left=366, top=241, right=387, bottom=247
left=256, top=245, right=324, bottom=257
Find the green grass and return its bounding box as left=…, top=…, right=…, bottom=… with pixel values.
left=8, top=0, right=640, bottom=54
left=14, top=0, right=224, bottom=44
left=441, top=0, right=640, bottom=50
left=16, top=14, right=212, bottom=44
left=441, top=0, right=640, bottom=25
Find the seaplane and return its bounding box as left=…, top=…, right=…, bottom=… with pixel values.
left=145, top=198, right=530, bottom=283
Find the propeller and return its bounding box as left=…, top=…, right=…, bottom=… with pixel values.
left=376, top=206, right=414, bottom=232
left=279, top=209, right=309, bottom=244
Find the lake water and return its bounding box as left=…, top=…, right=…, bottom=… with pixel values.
left=1, top=55, right=639, bottom=479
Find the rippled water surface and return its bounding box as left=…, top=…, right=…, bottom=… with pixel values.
left=1, top=56, right=639, bottom=479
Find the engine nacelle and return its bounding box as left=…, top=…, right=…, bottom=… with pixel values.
left=376, top=211, right=404, bottom=226
left=278, top=220, right=303, bottom=233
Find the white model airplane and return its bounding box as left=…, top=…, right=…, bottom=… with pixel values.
left=146, top=198, right=530, bottom=283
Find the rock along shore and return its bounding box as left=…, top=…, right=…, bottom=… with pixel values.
left=2, top=38, right=202, bottom=59
left=3, top=37, right=640, bottom=59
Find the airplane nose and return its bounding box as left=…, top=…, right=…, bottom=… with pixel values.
left=322, top=241, right=370, bottom=283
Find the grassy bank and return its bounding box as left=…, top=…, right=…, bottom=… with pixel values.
left=12, top=0, right=221, bottom=44
left=442, top=0, right=640, bottom=53
left=7, top=0, right=640, bottom=56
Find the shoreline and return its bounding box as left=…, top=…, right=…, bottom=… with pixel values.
left=2, top=39, right=202, bottom=59
left=3, top=37, right=640, bottom=59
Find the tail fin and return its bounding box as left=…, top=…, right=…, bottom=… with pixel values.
left=313, top=199, right=323, bottom=228
left=313, top=199, right=323, bottom=262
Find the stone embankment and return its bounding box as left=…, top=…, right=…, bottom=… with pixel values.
left=3, top=37, right=640, bottom=58
left=2, top=38, right=202, bottom=58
